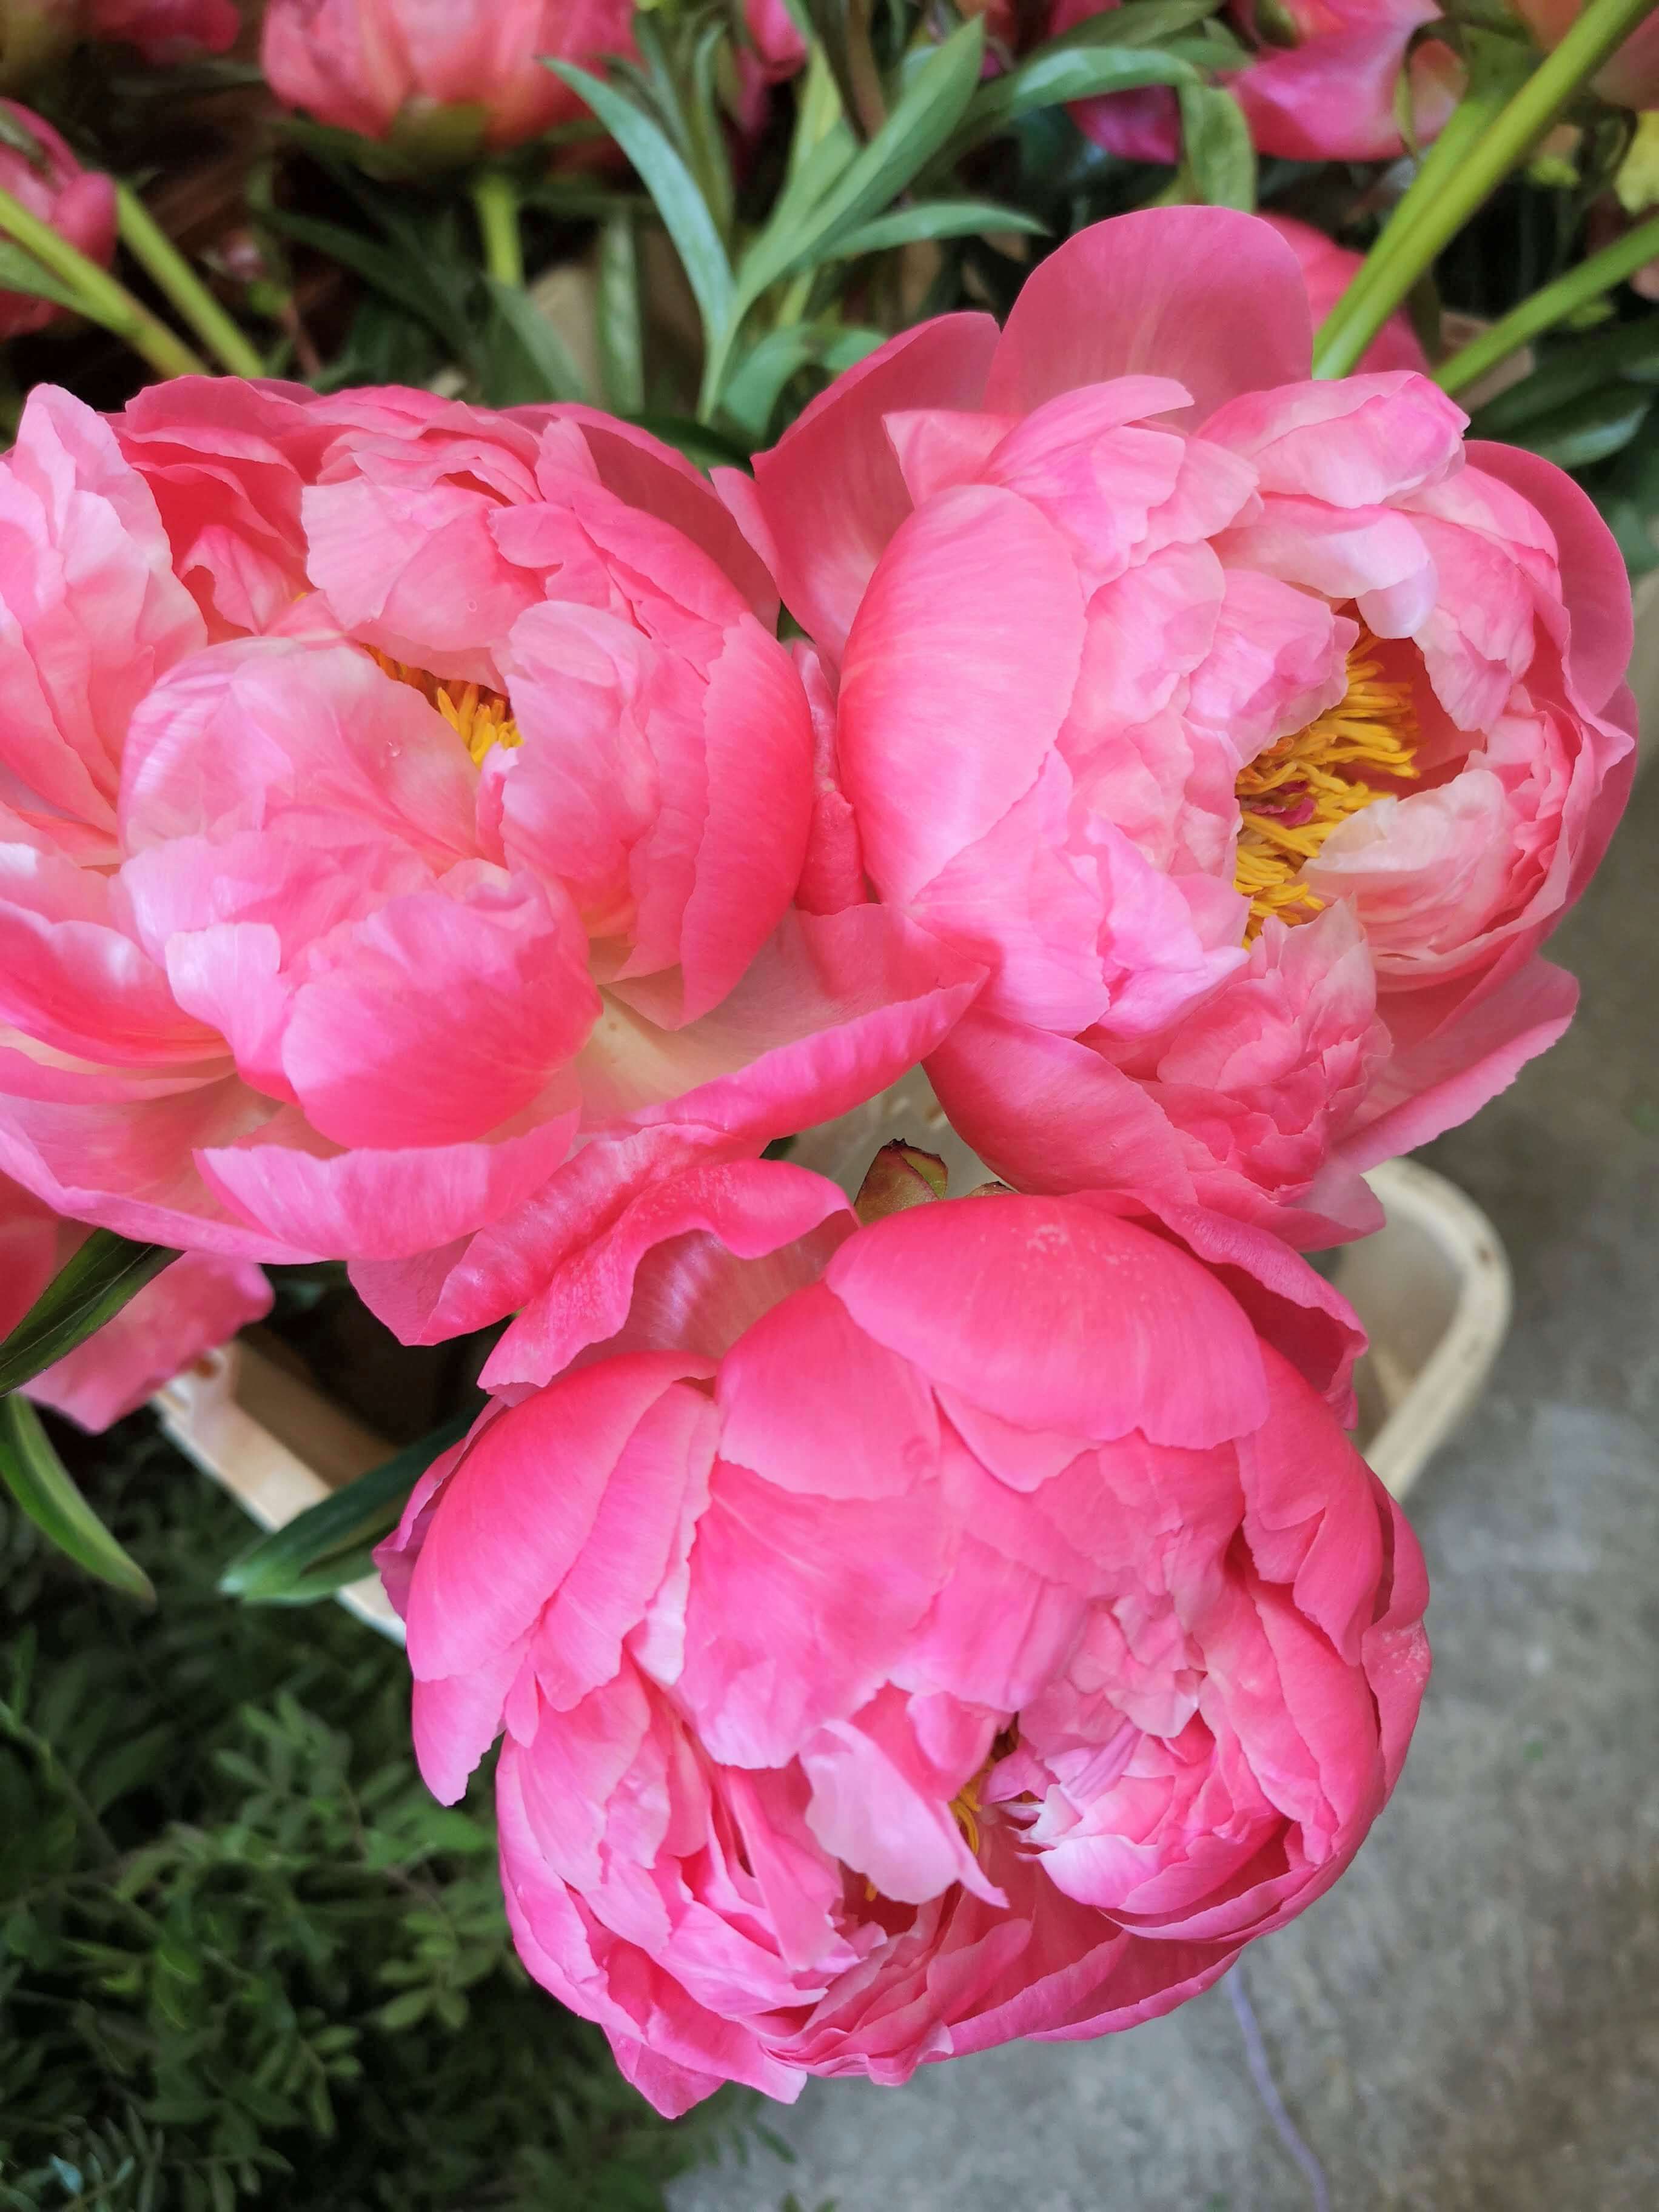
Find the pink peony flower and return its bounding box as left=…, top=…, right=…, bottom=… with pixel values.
left=0, top=1173, right=269, bottom=1431
left=0, top=381, right=977, bottom=1330
left=260, top=0, right=638, bottom=155
left=377, top=1162, right=1426, bottom=2114
left=1262, top=214, right=1430, bottom=376
left=1229, top=0, right=1461, bottom=162
left=736, top=207, right=1635, bottom=1244
left=0, top=102, right=115, bottom=340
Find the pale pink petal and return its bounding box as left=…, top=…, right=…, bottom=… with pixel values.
left=27, top=1248, right=272, bottom=1432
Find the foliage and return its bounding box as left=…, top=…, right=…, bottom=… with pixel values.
left=0, top=1423, right=749, bottom=2212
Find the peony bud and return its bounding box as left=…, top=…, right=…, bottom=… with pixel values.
left=0, top=101, right=116, bottom=339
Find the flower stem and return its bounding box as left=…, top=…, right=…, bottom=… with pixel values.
left=471, top=169, right=525, bottom=288
left=0, top=182, right=206, bottom=379
left=1435, top=210, right=1659, bottom=392
left=1314, top=0, right=1659, bottom=378
left=115, top=183, right=266, bottom=378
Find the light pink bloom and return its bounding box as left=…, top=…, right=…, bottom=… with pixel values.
left=1262, top=214, right=1430, bottom=377
left=261, top=0, right=638, bottom=153
left=0, top=103, right=115, bottom=340
left=0, top=381, right=977, bottom=1324
left=378, top=1165, right=1425, bottom=2115
left=737, top=207, right=1635, bottom=1244
left=0, top=1173, right=269, bottom=1431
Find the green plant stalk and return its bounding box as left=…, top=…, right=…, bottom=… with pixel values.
left=0, top=182, right=206, bottom=378
left=115, top=183, right=265, bottom=377
left=1314, top=0, right=1659, bottom=377
left=1435, top=210, right=1659, bottom=392
left=471, top=167, right=525, bottom=287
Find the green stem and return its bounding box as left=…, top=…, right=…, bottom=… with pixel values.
left=1314, top=0, right=1659, bottom=377
left=1435, top=210, right=1659, bottom=392
left=0, top=183, right=206, bottom=380
left=471, top=169, right=525, bottom=288
left=115, top=183, right=265, bottom=378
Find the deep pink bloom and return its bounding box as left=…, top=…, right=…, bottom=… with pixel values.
left=737, top=208, right=1635, bottom=1245
left=0, top=381, right=977, bottom=1321
left=0, top=103, right=115, bottom=340
left=1262, top=214, right=1430, bottom=377
left=261, top=0, right=638, bottom=153
left=1230, top=0, right=1461, bottom=162
left=86, top=0, right=236, bottom=63
left=378, top=1166, right=1426, bottom=2114
left=0, top=1173, right=269, bottom=1431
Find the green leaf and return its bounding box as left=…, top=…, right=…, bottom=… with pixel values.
left=260, top=204, right=455, bottom=338
left=475, top=274, right=589, bottom=404
left=1470, top=314, right=1659, bottom=436
left=543, top=59, right=734, bottom=346
left=735, top=16, right=987, bottom=304
left=1037, top=0, right=1224, bottom=47
left=1178, top=81, right=1256, bottom=209
left=1504, top=384, right=1654, bottom=469
left=719, top=323, right=883, bottom=442
left=220, top=1410, right=475, bottom=1604
left=625, top=411, right=756, bottom=471
left=957, top=45, right=1196, bottom=147
left=0, top=1396, right=155, bottom=1603
left=0, top=238, right=86, bottom=312
left=0, top=1231, right=179, bottom=1395
left=826, top=198, right=1048, bottom=259
left=597, top=210, right=645, bottom=414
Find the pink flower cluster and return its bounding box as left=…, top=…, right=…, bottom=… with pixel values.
left=2, top=208, right=1629, bottom=2099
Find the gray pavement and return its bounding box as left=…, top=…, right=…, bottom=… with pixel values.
left=671, top=762, right=1659, bottom=2211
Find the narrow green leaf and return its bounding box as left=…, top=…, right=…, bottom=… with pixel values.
left=1470, top=314, right=1659, bottom=435
left=1504, top=384, right=1654, bottom=469
left=0, top=1232, right=179, bottom=1395
left=260, top=205, right=454, bottom=337
left=220, top=1410, right=475, bottom=1604
left=626, top=411, right=755, bottom=471
left=0, top=239, right=87, bottom=311
left=958, top=45, right=1196, bottom=147
left=1039, top=0, right=1224, bottom=48
left=543, top=60, right=734, bottom=346
left=475, top=274, right=589, bottom=404
left=826, top=199, right=1047, bottom=260
left=0, top=1396, right=155, bottom=1603
left=597, top=210, right=645, bottom=414
left=1178, top=81, right=1256, bottom=209
left=736, top=17, right=987, bottom=304
left=719, top=323, right=883, bottom=442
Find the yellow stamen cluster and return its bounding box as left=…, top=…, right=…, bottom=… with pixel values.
left=367, top=647, right=523, bottom=766
left=1233, top=628, right=1419, bottom=940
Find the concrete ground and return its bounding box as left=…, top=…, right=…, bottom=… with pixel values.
left=672, top=761, right=1659, bottom=2211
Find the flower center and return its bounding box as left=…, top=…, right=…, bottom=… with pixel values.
left=1233, top=625, right=1419, bottom=940
left=369, top=647, right=522, bottom=766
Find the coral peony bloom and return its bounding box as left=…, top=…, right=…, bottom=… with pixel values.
left=737, top=207, right=1635, bottom=1244
left=377, top=1164, right=1426, bottom=2114
left=1262, top=214, right=1430, bottom=377
left=261, top=0, right=638, bottom=156
left=0, top=1173, right=269, bottom=1431
left=1229, top=0, right=1461, bottom=161
left=0, top=381, right=977, bottom=1330
left=0, top=102, right=115, bottom=338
